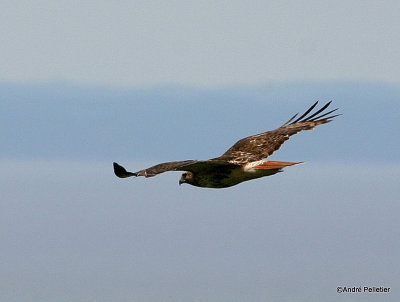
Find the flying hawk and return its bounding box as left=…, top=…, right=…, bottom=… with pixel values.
left=114, top=101, right=339, bottom=188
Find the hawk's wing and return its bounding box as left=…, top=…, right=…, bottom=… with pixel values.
left=114, top=160, right=239, bottom=178
left=114, top=160, right=197, bottom=178
left=216, top=101, right=340, bottom=165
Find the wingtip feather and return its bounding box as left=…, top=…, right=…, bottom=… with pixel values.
left=288, top=101, right=340, bottom=125
left=113, top=162, right=137, bottom=178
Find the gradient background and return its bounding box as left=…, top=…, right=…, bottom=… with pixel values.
left=1, top=1, right=399, bottom=301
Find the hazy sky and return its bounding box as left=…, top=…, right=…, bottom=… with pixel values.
left=2, top=159, right=399, bottom=302
left=1, top=83, right=399, bottom=302
left=1, top=1, right=399, bottom=301
left=1, top=0, right=400, bottom=87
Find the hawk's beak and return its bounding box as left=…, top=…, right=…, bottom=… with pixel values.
left=179, top=180, right=184, bottom=185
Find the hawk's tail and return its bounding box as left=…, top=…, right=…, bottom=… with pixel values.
left=252, top=160, right=303, bottom=170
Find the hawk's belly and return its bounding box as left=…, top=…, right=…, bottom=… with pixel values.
left=193, top=167, right=282, bottom=188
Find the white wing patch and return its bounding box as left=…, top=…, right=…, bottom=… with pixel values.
left=243, top=160, right=266, bottom=171
left=226, top=151, right=257, bottom=164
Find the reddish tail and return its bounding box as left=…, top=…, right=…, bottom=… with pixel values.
left=252, top=160, right=303, bottom=170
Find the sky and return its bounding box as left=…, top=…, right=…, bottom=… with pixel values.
left=1, top=1, right=400, bottom=302
left=1, top=0, right=400, bottom=87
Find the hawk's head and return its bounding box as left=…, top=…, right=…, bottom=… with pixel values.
left=179, top=171, right=195, bottom=186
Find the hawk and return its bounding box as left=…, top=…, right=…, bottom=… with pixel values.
left=114, top=101, right=339, bottom=188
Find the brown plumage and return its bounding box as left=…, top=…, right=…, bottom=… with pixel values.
left=113, top=101, right=340, bottom=188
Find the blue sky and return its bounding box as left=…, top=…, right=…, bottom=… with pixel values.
left=1, top=1, right=400, bottom=87
left=2, top=82, right=399, bottom=162
left=1, top=1, right=400, bottom=301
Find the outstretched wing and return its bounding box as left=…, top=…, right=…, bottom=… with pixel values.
left=216, top=101, right=340, bottom=165
left=114, top=160, right=239, bottom=178
left=114, top=160, right=198, bottom=178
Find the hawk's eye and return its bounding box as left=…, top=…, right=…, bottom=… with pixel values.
left=182, top=173, right=187, bottom=178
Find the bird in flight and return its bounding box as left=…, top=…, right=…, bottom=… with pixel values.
left=114, top=101, right=339, bottom=188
